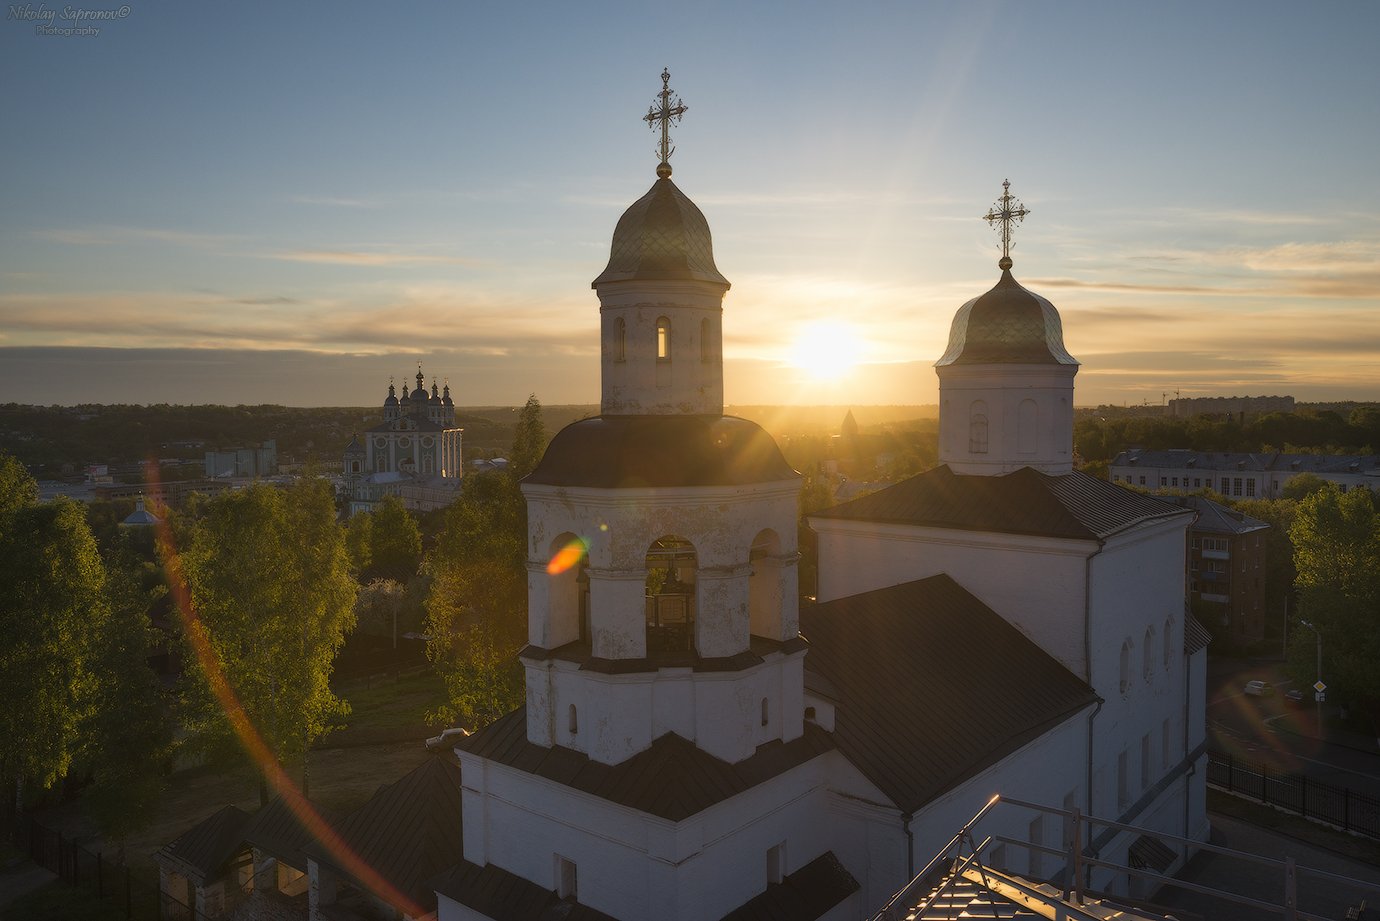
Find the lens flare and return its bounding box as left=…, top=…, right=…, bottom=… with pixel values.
left=547, top=536, right=589, bottom=575
left=149, top=465, right=425, bottom=918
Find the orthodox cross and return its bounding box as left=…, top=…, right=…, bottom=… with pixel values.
left=983, top=179, right=1030, bottom=271
left=645, top=68, right=687, bottom=179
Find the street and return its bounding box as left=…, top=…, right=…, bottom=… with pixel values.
left=1207, top=657, right=1380, bottom=802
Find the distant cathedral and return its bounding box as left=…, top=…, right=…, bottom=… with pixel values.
left=342, top=366, right=463, bottom=514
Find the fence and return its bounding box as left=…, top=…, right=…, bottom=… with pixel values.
left=1208, top=749, right=1380, bottom=839
left=9, top=812, right=195, bottom=920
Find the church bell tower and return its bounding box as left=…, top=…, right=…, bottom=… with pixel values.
left=518, top=71, right=805, bottom=767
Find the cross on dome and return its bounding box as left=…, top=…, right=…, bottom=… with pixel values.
left=644, top=68, right=688, bottom=179
left=983, top=179, right=1030, bottom=271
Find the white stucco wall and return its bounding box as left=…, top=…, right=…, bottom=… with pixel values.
left=811, top=520, right=1093, bottom=676
left=937, top=363, right=1077, bottom=475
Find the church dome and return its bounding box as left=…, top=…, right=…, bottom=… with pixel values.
left=591, top=178, right=729, bottom=288
left=935, top=269, right=1077, bottom=366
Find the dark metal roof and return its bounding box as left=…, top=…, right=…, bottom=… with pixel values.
left=720, top=851, right=860, bottom=921
left=812, top=466, right=1192, bottom=541
left=935, top=270, right=1077, bottom=366
left=305, top=754, right=462, bottom=910
left=456, top=710, right=834, bottom=822
left=1162, top=494, right=1269, bottom=535
left=800, top=575, right=1099, bottom=815
left=592, top=177, right=729, bottom=287
left=241, top=795, right=334, bottom=870
left=154, top=804, right=251, bottom=885
left=525, top=415, right=799, bottom=489
left=432, top=860, right=618, bottom=921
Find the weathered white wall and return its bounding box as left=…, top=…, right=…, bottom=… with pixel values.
left=937, top=363, right=1077, bottom=475
left=596, top=279, right=726, bottom=416
left=811, top=520, right=1093, bottom=676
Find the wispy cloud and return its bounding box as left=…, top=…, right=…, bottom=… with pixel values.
left=266, top=250, right=480, bottom=267
left=34, top=225, right=237, bottom=248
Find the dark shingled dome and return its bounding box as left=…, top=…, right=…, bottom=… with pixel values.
left=524, top=415, right=796, bottom=489
left=936, top=269, right=1077, bottom=366
left=591, top=178, right=729, bottom=287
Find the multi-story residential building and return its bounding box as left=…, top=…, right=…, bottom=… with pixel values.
left=1109, top=449, right=1380, bottom=498
left=1162, top=495, right=1269, bottom=645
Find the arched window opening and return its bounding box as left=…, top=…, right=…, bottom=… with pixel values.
left=1143, top=627, right=1155, bottom=683
left=548, top=534, right=588, bottom=648
left=760, top=697, right=769, bottom=727
left=614, top=317, right=626, bottom=362
left=804, top=706, right=817, bottom=722
left=645, top=536, right=696, bottom=654
left=749, top=529, right=783, bottom=638
left=656, top=317, right=671, bottom=361
left=568, top=704, right=578, bottom=734
left=1119, top=639, right=1132, bottom=694
left=1018, top=399, right=1038, bottom=455
left=700, top=318, right=712, bottom=363
left=970, top=401, right=989, bottom=454
left=1163, top=618, right=1174, bottom=669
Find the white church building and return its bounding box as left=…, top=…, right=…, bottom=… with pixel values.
left=425, top=75, right=1209, bottom=921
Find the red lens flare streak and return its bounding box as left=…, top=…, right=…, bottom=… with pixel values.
left=148, top=465, right=425, bottom=917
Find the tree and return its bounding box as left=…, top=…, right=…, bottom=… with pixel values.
left=1287, top=486, right=1380, bottom=727
left=1230, top=497, right=1299, bottom=644
left=425, top=400, right=536, bottom=726
left=0, top=497, right=109, bottom=815
left=1281, top=473, right=1329, bottom=501
left=365, top=495, right=423, bottom=583
left=509, top=393, right=547, bottom=480
left=171, top=480, right=356, bottom=803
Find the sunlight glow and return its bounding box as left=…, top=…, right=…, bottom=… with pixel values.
left=789, top=320, right=865, bottom=381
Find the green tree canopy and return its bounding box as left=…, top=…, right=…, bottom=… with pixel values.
left=1287, top=486, right=1380, bottom=722
left=508, top=393, right=547, bottom=481
left=172, top=480, right=356, bottom=799
left=364, top=495, right=423, bottom=582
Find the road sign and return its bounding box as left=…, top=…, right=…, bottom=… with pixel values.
left=1315, top=691, right=1326, bottom=703
left=1313, top=680, right=1327, bottom=693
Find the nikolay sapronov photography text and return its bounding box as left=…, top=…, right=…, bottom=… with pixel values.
left=7, top=3, right=132, bottom=36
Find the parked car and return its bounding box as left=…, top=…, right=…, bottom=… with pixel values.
left=1244, top=680, right=1274, bottom=697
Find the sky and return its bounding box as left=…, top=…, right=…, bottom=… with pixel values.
left=2, top=1, right=1379, bottom=409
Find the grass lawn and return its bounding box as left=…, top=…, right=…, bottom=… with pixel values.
left=29, top=666, right=453, bottom=873
left=1208, top=788, right=1380, bottom=866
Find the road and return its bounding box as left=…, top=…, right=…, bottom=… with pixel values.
left=1207, top=657, right=1380, bottom=802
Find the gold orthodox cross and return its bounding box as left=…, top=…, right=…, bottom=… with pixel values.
left=983, top=179, right=1030, bottom=270
left=645, top=68, right=687, bottom=178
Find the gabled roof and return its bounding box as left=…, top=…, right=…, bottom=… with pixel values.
left=241, top=795, right=334, bottom=870
left=456, top=710, right=834, bottom=822
left=305, top=754, right=461, bottom=910
left=812, top=466, right=1190, bottom=541
left=720, top=851, right=860, bottom=921
left=800, top=575, right=1099, bottom=815
left=432, top=860, right=618, bottom=921
left=154, top=804, right=251, bottom=885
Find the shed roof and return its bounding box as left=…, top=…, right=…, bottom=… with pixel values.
left=456, top=710, right=833, bottom=822
left=801, top=575, right=1099, bottom=814
left=812, top=466, right=1190, bottom=541
left=154, top=804, right=251, bottom=885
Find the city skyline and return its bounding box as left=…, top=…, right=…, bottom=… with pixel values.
left=2, top=1, right=1379, bottom=407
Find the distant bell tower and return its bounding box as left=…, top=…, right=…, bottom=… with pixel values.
left=516, top=70, right=804, bottom=768
left=935, top=180, right=1079, bottom=475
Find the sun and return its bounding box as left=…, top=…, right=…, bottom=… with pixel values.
left=789, top=320, right=865, bottom=381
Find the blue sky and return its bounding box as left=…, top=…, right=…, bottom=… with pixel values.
left=2, top=1, right=1379, bottom=407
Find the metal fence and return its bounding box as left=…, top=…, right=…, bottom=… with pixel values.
left=1208, top=749, right=1380, bottom=839
left=9, top=812, right=196, bottom=920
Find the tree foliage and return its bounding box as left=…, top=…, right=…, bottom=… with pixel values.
left=1287, top=486, right=1380, bottom=723
left=361, top=495, right=423, bottom=582
left=171, top=480, right=356, bottom=792
left=425, top=396, right=541, bottom=727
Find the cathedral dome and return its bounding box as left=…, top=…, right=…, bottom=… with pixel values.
left=935, top=269, right=1077, bottom=367
left=591, top=178, right=729, bottom=288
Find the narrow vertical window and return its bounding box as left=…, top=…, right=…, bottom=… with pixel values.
left=969, top=400, right=989, bottom=454
left=760, top=697, right=769, bottom=727
left=656, top=317, right=671, bottom=361
left=568, top=704, right=578, bottom=734
left=700, top=318, right=711, bottom=363
left=614, top=317, right=626, bottom=362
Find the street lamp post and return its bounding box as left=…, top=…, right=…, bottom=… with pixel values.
left=1299, top=619, right=1323, bottom=730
